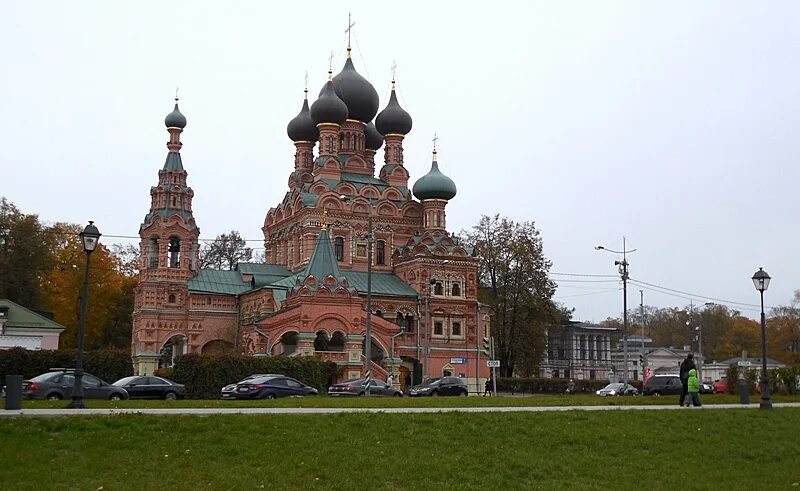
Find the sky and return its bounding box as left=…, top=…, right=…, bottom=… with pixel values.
left=2, top=1, right=799, bottom=322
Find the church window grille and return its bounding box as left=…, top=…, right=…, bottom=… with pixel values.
left=334, top=237, right=344, bottom=262
left=376, top=240, right=385, bottom=265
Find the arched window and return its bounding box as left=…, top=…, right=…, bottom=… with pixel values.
left=451, top=283, right=461, bottom=297
left=339, top=134, right=345, bottom=151
left=351, top=134, right=356, bottom=150
left=148, top=238, right=159, bottom=269
left=168, top=237, right=181, bottom=268
left=334, top=237, right=344, bottom=262
left=376, top=240, right=385, bottom=265
left=452, top=321, right=462, bottom=336
left=168, top=294, right=176, bottom=304
left=434, top=282, right=444, bottom=296
left=327, top=136, right=334, bottom=153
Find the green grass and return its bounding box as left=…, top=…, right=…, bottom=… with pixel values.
left=20, top=393, right=800, bottom=409
left=2, top=409, right=800, bottom=490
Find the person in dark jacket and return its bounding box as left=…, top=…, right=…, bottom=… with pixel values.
left=484, top=378, right=493, bottom=396
left=679, top=353, right=696, bottom=407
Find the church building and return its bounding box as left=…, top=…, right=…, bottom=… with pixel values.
left=131, top=41, right=490, bottom=392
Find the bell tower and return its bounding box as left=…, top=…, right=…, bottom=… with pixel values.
left=132, top=97, right=201, bottom=375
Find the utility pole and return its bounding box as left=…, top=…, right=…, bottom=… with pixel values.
left=640, top=290, right=645, bottom=380
left=595, top=237, right=636, bottom=387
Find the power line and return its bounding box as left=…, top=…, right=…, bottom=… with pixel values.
left=550, top=272, right=619, bottom=278
left=629, top=277, right=761, bottom=309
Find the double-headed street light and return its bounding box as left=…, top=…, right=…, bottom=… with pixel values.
left=751, top=267, right=772, bottom=410
left=67, top=221, right=101, bottom=409
left=595, top=239, right=636, bottom=386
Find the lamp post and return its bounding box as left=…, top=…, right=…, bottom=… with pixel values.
left=339, top=195, right=373, bottom=395
left=595, top=238, right=636, bottom=386
left=751, top=267, right=772, bottom=409
left=67, top=221, right=101, bottom=409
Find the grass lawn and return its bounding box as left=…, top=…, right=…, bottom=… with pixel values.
left=2, top=409, right=800, bottom=490
left=20, top=392, right=800, bottom=409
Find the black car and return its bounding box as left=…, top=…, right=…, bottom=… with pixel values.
left=408, top=377, right=469, bottom=397
left=232, top=375, right=318, bottom=400
left=22, top=369, right=129, bottom=401
left=113, top=376, right=186, bottom=400
left=327, top=379, right=403, bottom=397
left=642, top=375, right=683, bottom=396
left=221, top=373, right=280, bottom=399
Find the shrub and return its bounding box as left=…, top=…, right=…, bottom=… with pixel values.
left=0, top=347, right=133, bottom=386
left=171, top=353, right=339, bottom=399
left=495, top=377, right=609, bottom=395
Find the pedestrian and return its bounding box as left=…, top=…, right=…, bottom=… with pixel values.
left=679, top=353, right=696, bottom=407
left=567, top=378, right=576, bottom=394
left=484, top=377, right=492, bottom=396
left=687, top=367, right=701, bottom=407
left=386, top=372, right=394, bottom=387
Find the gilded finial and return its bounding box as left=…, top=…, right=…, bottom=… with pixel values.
left=322, top=210, right=329, bottom=230
left=432, top=132, right=438, bottom=157
left=304, top=70, right=309, bottom=100
left=328, top=51, right=334, bottom=80
left=175, top=86, right=179, bottom=103
left=391, top=61, right=397, bottom=90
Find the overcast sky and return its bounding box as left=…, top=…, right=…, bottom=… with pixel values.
left=2, top=1, right=799, bottom=322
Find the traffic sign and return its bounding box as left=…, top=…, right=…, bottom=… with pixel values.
left=487, top=360, right=500, bottom=368
left=450, top=357, right=467, bottom=364
left=737, top=360, right=751, bottom=367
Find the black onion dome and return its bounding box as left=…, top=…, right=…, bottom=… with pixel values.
left=365, top=122, right=384, bottom=150
left=375, top=87, right=412, bottom=135
left=332, top=57, right=379, bottom=123
left=412, top=152, right=457, bottom=200
left=310, top=80, right=348, bottom=125
left=165, top=101, right=187, bottom=129
left=287, top=96, right=319, bottom=142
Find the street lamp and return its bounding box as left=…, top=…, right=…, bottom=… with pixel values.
left=595, top=239, right=636, bottom=386
left=339, top=195, right=373, bottom=395
left=751, top=267, right=772, bottom=409
left=67, top=221, right=101, bottom=409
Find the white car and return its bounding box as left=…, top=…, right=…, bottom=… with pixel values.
left=596, top=383, right=638, bottom=396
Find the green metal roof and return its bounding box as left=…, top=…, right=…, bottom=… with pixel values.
left=268, top=270, right=416, bottom=298
left=188, top=269, right=251, bottom=295
left=0, top=299, right=65, bottom=330
left=163, top=152, right=184, bottom=171
left=237, top=263, right=292, bottom=276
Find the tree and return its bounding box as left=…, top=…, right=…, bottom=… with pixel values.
left=768, top=291, right=800, bottom=364
left=464, top=215, right=557, bottom=377
left=0, top=197, right=59, bottom=309
left=198, top=231, right=253, bottom=270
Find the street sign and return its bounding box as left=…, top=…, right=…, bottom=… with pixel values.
left=487, top=360, right=500, bottom=368
left=737, top=360, right=751, bottom=367
left=450, top=357, right=466, bottom=364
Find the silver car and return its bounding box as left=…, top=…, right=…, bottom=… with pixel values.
left=596, top=383, right=638, bottom=397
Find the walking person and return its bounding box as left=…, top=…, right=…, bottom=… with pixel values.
left=679, top=353, right=696, bottom=407
left=687, top=367, right=702, bottom=407
left=386, top=372, right=394, bottom=387
left=484, top=377, right=492, bottom=396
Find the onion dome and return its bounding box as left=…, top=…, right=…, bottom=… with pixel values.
left=412, top=150, right=457, bottom=200
left=365, top=122, right=384, bottom=151
left=375, top=84, right=412, bottom=135
left=165, top=99, right=187, bottom=128
left=287, top=91, right=319, bottom=142
left=311, top=77, right=348, bottom=125
left=332, top=57, right=379, bottom=123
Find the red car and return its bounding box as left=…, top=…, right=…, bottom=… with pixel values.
left=713, top=378, right=728, bottom=394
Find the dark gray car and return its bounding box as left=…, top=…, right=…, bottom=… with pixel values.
left=23, top=370, right=129, bottom=401
left=408, top=377, right=469, bottom=397
left=327, top=379, right=402, bottom=397
left=113, top=376, right=186, bottom=400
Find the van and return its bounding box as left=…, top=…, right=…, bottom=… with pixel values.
left=643, top=375, right=683, bottom=396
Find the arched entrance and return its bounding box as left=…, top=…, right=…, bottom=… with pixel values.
left=280, top=332, right=299, bottom=356
left=201, top=339, right=234, bottom=355
left=159, top=334, right=187, bottom=368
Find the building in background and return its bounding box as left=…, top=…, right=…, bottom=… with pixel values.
left=0, top=299, right=64, bottom=350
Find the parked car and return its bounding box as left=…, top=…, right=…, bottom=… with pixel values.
left=232, top=375, right=318, bottom=400
left=596, top=383, right=638, bottom=396
left=113, top=376, right=186, bottom=400
left=408, top=377, right=469, bottom=397
left=22, top=369, right=129, bottom=401
left=220, top=374, right=279, bottom=399
left=327, top=379, right=402, bottom=397
left=699, top=382, right=714, bottom=394
left=713, top=378, right=728, bottom=394
left=642, top=375, right=683, bottom=396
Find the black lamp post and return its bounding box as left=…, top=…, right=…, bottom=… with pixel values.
left=751, top=267, right=771, bottom=409
left=67, top=221, right=101, bottom=409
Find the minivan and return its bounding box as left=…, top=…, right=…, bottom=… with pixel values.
left=642, top=375, right=683, bottom=396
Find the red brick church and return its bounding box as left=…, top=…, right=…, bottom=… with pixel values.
left=131, top=42, right=490, bottom=392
